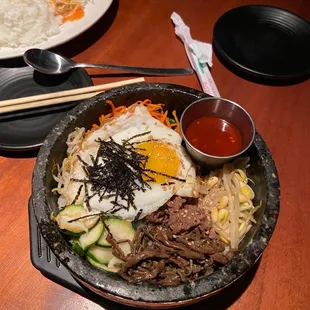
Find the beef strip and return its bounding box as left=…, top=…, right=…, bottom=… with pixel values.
left=211, top=253, right=229, bottom=264
left=168, top=199, right=206, bottom=234
left=166, top=196, right=186, bottom=211
left=119, top=259, right=166, bottom=283
left=145, top=206, right=167, bottom=223
left=117, top=196, right=233, bottom=286
left=120, top=250, right=170, bottom=271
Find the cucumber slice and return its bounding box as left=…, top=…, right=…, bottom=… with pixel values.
left=87, top=245, right=114, bottom=264
left=58, top=204, right=84, bottom=215
left=54, top=204, right=99, bottom=235
left=60, top=229, right=83, bottom=238
left=88, top=257, right=119, bottom=273
left=97, top=218, right=135, bottom=246
left=97, top=229, right=111, bottom=247
left=106, top=218, right=135, bottom=241
left=118, top=242, right=131, bottom=256
left=70, top=239, right=85, bottom=257
left=108, top=256, right=125, bottom=270
left=104, top=242, right=131, bottom=270
left=79, top=220, right=104, bottom=250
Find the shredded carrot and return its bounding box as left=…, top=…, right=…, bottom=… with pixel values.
left=172, top=110, right=180, bottom=134
left=85, top=99, right=181, bottom=137
left=106, top=100, right=116, bottom=115
left=49, top=0, right=85, bottom=24
left=165, top=117, right=171, bottom=128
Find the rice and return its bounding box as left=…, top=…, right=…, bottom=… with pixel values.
left=0, top=0, right=61, bottom=48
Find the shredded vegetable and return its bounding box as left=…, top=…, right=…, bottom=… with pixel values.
left=90, top=99, right=181, bottom=134
left=49, top=0, right=85, bottom=23
left=199, top=157, right=261, bottom=249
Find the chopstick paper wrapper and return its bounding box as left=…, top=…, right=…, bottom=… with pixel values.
left=171, top=12, right=220, bottom=97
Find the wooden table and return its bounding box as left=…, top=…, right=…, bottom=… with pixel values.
left=0, top=0, right=309, bottom=309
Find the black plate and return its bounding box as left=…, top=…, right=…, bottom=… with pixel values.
left=0, top=67, right=93, bottom=151
left=213, top=5, right=310, bottom=83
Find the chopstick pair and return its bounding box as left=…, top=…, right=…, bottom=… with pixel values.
left=0, top=77, right=145, bottom=114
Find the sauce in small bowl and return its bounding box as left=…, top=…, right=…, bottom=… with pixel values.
left=185, top=116, right=243, bottom=157
left=180, top=97, right=255, bottom=167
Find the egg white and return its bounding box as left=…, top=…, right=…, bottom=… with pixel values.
left=65, top=104, right=196, bottom=220
left=83, top=104, right=181, bottom=148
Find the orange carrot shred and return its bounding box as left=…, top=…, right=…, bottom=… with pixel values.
left=106, top=100, right=116, bottom=114
left=86, top=99, right=181, bottom=136
left=172, top=110, right=180, bottom=134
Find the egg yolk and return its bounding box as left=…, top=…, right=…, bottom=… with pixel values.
left=136, top=141, right=180, bottom=184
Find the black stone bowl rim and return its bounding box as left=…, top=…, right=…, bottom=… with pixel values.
left=32, top=82, right=280, bottom=304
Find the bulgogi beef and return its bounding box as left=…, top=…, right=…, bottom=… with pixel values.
left=114, top=196, right=233, bottom=286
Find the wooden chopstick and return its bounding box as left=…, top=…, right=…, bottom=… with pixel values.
left=0, top=91, right=103, bottom=114
left=0, top=77, right=145, bottom=114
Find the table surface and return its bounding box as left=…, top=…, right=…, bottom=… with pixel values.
left=0, top=0, right=309, bottom=309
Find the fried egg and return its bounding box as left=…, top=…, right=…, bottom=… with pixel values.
left=65, top=104, right=197, bottom=220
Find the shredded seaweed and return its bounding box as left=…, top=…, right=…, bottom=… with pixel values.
left=133, top=209, right=143, bottom=222
left=122, top=131, right=151, bottom=146
left=67, top=212, right=106, bottom=223
left=70, top=135, right=185, bottom=212
left=71, top=184, right=83, bottom=205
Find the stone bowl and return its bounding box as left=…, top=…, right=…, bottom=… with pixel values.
left=32, top=83, right=280, bottom=309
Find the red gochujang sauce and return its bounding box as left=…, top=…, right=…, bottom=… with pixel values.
left=185, top=116, right=242, bottom=156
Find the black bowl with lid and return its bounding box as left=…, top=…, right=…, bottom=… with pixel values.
left=213, top=5, right=310, bottom=85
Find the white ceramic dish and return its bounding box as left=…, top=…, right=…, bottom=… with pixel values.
left=0, top=0, right=113, bottom=60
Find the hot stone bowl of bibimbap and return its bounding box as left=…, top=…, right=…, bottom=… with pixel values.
left=32, top=82, right=280, bottom=309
